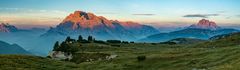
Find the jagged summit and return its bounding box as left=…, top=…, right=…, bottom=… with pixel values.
left=0, top=23, right=18, bottom=32
left=60, top=10, right=158, bottom=30
left=63, top=11, right=98, bottom=22
left=61, top=11, right=114, bottom=29
left=0, top=23, right=9, bottom=32
left=188, top=19, right=220, bottom=30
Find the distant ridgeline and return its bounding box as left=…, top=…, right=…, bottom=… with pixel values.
left=139, top=19, right=240, bottom=42
left=0, top=23, right=19, bottom=33
left=0, top=40, right=31, bottom=55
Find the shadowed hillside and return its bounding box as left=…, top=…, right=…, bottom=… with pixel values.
left=0, top=41, right=31, bottom=55
left=194, top=32, right=240, bottom=48
left=1, top=33, right=240, bottom=70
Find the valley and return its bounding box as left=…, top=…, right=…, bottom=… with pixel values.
left=1, top=32, right=240, bottom=70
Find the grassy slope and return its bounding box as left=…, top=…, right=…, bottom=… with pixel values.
left=195, top=32, right=240, bottom=48
left=1, top=43, right=240, bottom=70
left=0, top=55, right=80, bottom=70
left=74, top=44, right=240, bottom=70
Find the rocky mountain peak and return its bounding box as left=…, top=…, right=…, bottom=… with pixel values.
left=189, top=19, right=220, bottom=30
left=0, top=23, right=18, bottom=32
left=63, top=11, right=96, bottom=23
left=61, top=11, right=114, bottom=29
left=43, top=10, right=159, bottom=40
left=0, top=23, right=9, bottom=32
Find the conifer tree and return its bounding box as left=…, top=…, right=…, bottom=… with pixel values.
left=88, top=36, right=93, bottom=42
left=65, top=36, right=71, bottom=42
left=53, top=41, right=59, bottom=51
left=78, top=35, right=83, bottom=42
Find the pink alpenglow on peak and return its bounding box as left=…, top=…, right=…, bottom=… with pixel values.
left=62, top=11, right=114, bottom=29
left=0, top=23, right=18, bottom=32
left=189, top=19, right=220, bottom=30
left=60, top=11, right=149, bottom=30
left=0, top=23, right=10, bottom=32
left=43, top=10, right=159, bottom=40
left=111, top=20, right=142, bottom=29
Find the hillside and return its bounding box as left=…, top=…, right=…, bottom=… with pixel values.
left=0, top=55, right=80, bottom=70
left=0, top=41, right=31, bottom=55
left=160, top=38, right=207, bottom=44
left=2, top=44, right=240, bottom=70
left=1, top=30, right=240, bottom=70
left=2, top=34, right=240, bottom=70
left=194, top=32, right=240, bottom=48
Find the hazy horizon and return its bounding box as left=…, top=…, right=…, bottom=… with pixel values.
left=0, top=0, right=239, bottom=29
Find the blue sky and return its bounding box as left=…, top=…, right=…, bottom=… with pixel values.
left=0, top=0, right=239, bottom=28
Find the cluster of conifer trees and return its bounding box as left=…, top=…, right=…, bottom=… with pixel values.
left=52, top=35, right=135, bottom=53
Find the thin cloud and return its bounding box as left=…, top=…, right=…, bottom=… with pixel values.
left=226, top=16, right=231, bottom=19
left=0, top=8, right=21, bottom=11
left=237, top=15, right=240, bottom=17
left=183, top=14, right=220, bottom=18
left=96, top=12, right=118, bottom=14
left=183, top=14, right=208, bottom=18
left=0, top=8, right=67, bottom=14
left=132, top=14, right=156, bottom=16
left=218, top=11, right=226, bottom=13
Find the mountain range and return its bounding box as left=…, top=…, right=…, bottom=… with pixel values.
left=0, top=23, right=47, bottom=56
left=139, top=19, right=239, bottom=42
left=41, top=11, right=159, bottom=41
left=0, top=11, right=239, bottom=56
left=0, top=23, right=46, bottom=33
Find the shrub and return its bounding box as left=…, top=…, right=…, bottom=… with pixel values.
left=151, top=43, right=157, bottom=45
left=107, top=40, right=121, bottom=43
left=122, top=41, right=129, bottom=44
left=111, top=45, right=121, bottom=47
left=94, top=40, right=107, bottom=44
left=137, top=55, right=146, bottom=61
left=46, top=56, right=51, bottom=58
left=160, top=42, right=177, bottom=45
left=80, top=39, right=91, bottom=43
left=130, top=41, right=135, bottom=43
